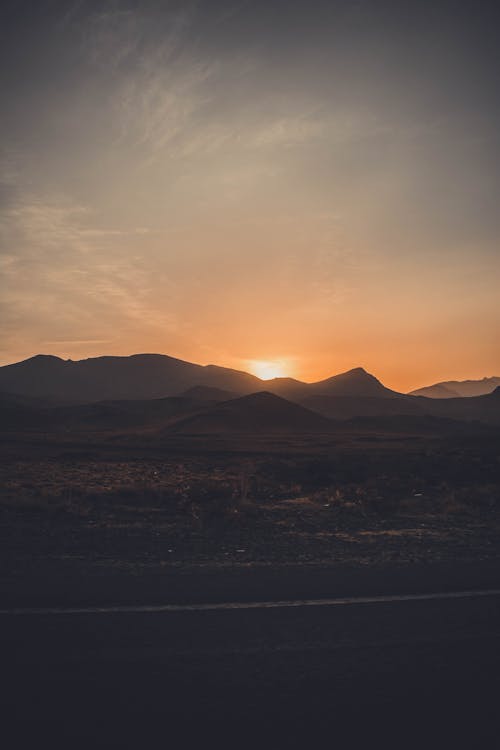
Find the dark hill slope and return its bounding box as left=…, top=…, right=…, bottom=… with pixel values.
left=262, top=377, right=311, bottom=400
left=0, top=354, right=262, bottom=402
left=416, top=386, right=500, bottom=425
left=0, top=395, right=204, bottom=432
left=302, top=388, right=500, bottom=425
left=343, top=414, right=495, bottom=436
left=301, top=394, right=425, bottom=420
left=180, top=386, right=239, bottom=402
left=409, top=383, right=460, bottom=398
left=168, top=392, right=333, bottom=434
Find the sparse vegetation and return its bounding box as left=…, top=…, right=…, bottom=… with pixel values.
left=1, top=431, right=499, bottom=575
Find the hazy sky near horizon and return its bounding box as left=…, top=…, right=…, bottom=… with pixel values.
left=1, top=0, right=499, bottom=390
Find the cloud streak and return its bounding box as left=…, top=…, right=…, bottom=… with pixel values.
left=0, top=184, right=185, bottom=363
left=0, top=1, right=499, bottom=386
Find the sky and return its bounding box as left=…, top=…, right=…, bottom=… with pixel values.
left=1, top=0, right=499, bottom=391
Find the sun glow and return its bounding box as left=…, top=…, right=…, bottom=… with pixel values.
left=248, top=360, right=289, bottom=380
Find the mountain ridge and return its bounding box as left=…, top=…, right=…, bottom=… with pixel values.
left=167, top=391, right=333, bottom=434
left=0, top=353, right=262, bottom=402
left=410, top=376, right=500, bottom=399
left=0, top=354, right=403, bottom=403
left=0, top=354, right=498, bottom=426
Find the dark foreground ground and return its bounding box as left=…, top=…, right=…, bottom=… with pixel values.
left=2, top=430, right=500, bottom=576
left=1, top=429, right=499, bottom=747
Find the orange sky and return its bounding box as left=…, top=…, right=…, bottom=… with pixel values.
left=1, top=2, right=499, bottom=392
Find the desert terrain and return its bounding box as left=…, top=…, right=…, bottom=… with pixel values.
left=1, top=357, right=499, bottom=746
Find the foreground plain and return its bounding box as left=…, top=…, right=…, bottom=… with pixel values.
left=1, top=426, right=499, bottom=747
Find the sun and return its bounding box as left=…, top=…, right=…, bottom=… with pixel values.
left=248, top=360, right=289, bottom=380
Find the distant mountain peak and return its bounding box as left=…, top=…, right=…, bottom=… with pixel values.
left=410, top=376, right=500, bottom=399
left=309, top=366, right=397, bottom=399
left=346, top=366, right=369, bottom=375
left=320, top=367, right=380, bottom=382
left=169, top=389, right=332, bottom=434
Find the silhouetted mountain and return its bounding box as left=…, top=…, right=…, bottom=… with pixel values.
left=308, top=367, right=400, bottom=398
left=0, top=395, right=204, bottom=432
left=0, top=354, right=262, bottom=402
left=300, top=395, right=425, bottom=420
left=266, top=368, right=400, bottom=400
left=0, top=391, right=52, bottom=408
left=414, top=387, right=500, bottom=424
left=410, top=376, right=500, bottom=399
left=409, top=383, right=460, bottom=398
left=168, top=392, right=333, bottom=434
left=2, top=354, right=498, bottom=428
left=0, top=356, right=405, bottom=405
left=2, top=385, right=499, bottom=434
left=180, top=386, right=239, bottom=402
left=262, top=377, right=310, bottom=400
left=343, top=414, right=494, bottom=437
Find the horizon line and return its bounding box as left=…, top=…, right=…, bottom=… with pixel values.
left=0, top=351, right=498, bottom=393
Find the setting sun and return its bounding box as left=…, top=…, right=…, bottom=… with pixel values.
left=247, top=360, right=290, bottom=380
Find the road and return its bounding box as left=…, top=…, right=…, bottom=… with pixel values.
left=2, top=567, right=500, bottom=748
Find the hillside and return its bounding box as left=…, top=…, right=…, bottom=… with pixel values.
left=180, top=386, right=239, bottom=402
left=415, top=386, right=500, bottom=424
left=168, top=391, right=333, bottom=434
left=0, top=354, right=262, bottom=402
left=0, top=394, right=205, bottom=432
left=303, top=388, right=500, bottom=426
left=300, top=394, right=425, bottom=420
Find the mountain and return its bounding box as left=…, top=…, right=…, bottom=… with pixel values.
left=414, top=386, right=500, bottom=425
left=180, top=386, right=239, bottom=402
left=0, top=356, right=406, bottom=405
left=308, top=367, right=401, bottom=398
left=261, top=377, right=310, bottom=400
left=410, top=376, right=500, bottom=399
left=2, top=382, right=499, bottom=434
left=300, top=395, right=425, bottom=420
left=266, top=367, right=400, bottom=400
left=0, top=394, right=205, bottom=432
left=168, top=392, right=333, bottom=434
left=0, top=391, right=53, bottom=408
left=2, top=354, right=497, bottom=428
left=302, top=387, right=500, bottom=426
left=0, top=353, right=262, bottom=403
left=342, top=414, right=495, bottom=436
left=409, top=383, right=461, bottom=398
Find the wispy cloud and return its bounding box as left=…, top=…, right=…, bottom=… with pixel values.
left=77, top=2, right=214, bottom=158
left=82, top=2, right=196, bottom=70
left=116, top=59, right=216, bottom=156
left=0, top=184, right=183, bottom=361
left=73, top=5, right=332, bottom=162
